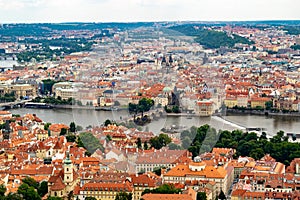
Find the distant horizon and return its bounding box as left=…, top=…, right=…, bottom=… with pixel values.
left=2, top=19, right=300, bottom=25
left=0, top=0, right=298, bottom=24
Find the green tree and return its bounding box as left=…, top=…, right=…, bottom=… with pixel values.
left=292, top=134, right=297, bottom=141
left=142, top=184, right=181, bottom=195
left=172, top=105, right=180, bottom=113
left=106, top=134, right=112, bottom=141
left=143, top=141, right=148, bottom=150
left=114, top=101, right=120, bottom=106
left=249, top=148, right=265, bottom=160
left=70, top=122, right=76, bottom=132
left=260, top=132, right=268, bottom=140
left=138, top=98, right=154, bottom=112
left=181, top=136, right=192, bottom=149
left=78, top=132, right=104, bottom=153
left=270, top=130, right=285, bottom=143
left=76, top=125, right=83, bottom=131
left=77, top=101, right=83, bottom=106
left=153, top=167, right=163, bottom=176
left=66, top=134, right=76, bottom=142
left=104, top=119, right=112, bottom=126
left=136, top=138, right=142, bottom=149
left=47, top=197, right=63, bottom=200
left=76, top=136, right=84, bottom=148
left=85, top=197, right=97, bottom=200
left=42, top=79, right=58, bottom=95
left=44, top=123, right=52, bottom=130
left=218, top=190, right=226, bottom=200
left=17, top=183, right=41, bottom=200
left=22, top=177, right=38, bottom=189
left=245, top=132, right=258, bottom=141
left=197, top=192, right=207, bottom=200
left=150, top=134, right=172, bottom=150
left=37, top=181, right=48, bottom=198
left=59, top=128, right=67, bottom=136
left=115, top=192, right=132, bottom=200
left=265, top=101, right=273, bottom=110
left=0, top=184, right=6, bottom=196
left=168, top=143, right=182, bottom=150
left=129, top=98, right=154, bottom=114
left=5, top=193, right=23, bottom=200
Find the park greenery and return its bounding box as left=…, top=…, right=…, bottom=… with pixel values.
left=149, top=133, right=172, bottom=150
left=128, top=97, right=154, bottom=126
left=16, top=38, right=94, bottom=62
left=77, top=132, right=104, bottom=154
left=283, top=25, right=300, bottom=35
left=184, top=124, right=300, bottom=165
left=0, top=23, right=154, bottom=38
left=32, top=96, right=76, bottom=105
left=41, top=79, right=58, bottom=95
left=47, top=197, right=63, bottom=200
left=115, top=192, right=133, bottom=200
left=196, top=192, right=207, bottom=200
left=84, top=197, right=97, bottom=200
left=164, top=105, right=180, bottom=113
left=0, top=92, right=16, bottom=103
left=0, top=177, right=49, bottom=200
left=142, top=184, right=181, bottom=196
left=169, top=25, right=254, bottom=49
left=128, top=98, right=154, bottom=114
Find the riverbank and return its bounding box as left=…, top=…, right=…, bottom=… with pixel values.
left=226, top=109, right=300, bottom=117
left=50, top=104, right=127, bottom=111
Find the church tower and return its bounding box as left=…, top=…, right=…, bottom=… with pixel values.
left=63, top=151, right=73, bottom=184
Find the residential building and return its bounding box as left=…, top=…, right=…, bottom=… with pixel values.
left=163, top=160, right=234, bottom=196
left=135, top=148, right=191, bottom=173
left=74, top=181, right=133, bottom=200
left=196, top=100, right=214, bottom=116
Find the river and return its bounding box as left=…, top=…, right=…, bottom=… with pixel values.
left=10, top=108, right=300, bottom=136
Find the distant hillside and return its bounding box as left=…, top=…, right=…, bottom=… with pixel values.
left=283, top=25, right=300, bottom=35
left=0, top=22, right=155, bottom=37
left=169, top=25, right=254, bottom=49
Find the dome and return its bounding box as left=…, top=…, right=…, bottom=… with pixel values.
left=163, top=87, right=172, bottom=93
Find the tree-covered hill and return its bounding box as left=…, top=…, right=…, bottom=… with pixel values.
left=169, top=25, right=254, bottom=49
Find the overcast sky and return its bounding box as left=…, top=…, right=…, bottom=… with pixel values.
left=0, top=0, right=299, bottom=23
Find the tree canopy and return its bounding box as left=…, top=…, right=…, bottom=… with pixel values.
left=197, top=192, right=207, bottom=200
left=69, top=122, right=76, bottom=132
left=186, top=124, right=300, bottom=165
left=17, top=183, right=41, bottom=200
left=169, top=25, right=254, bottom=49
left=142, top=184, right=181, bottom=196
left=149, top=134, right=172, bottom=149
left=129, top=97, right=154, bottom=114
left=115, top=192, right=132, bottom=200
left=78, top=132, right=104, bottom=154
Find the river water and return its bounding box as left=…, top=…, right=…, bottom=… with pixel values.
left=10, top=108, right=300, bottom=136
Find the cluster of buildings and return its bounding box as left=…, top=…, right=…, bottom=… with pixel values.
left=0, top=24, right=299, bottom=116
left=0, top=23, right=300, bottom=199
left=0, top=111, right=299, bottom=199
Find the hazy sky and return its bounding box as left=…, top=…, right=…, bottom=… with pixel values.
left=0, top=0, right=299, bottom=23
